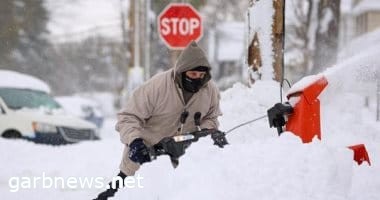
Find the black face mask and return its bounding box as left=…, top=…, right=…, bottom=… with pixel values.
left=182, top=75, right=203, bottom=93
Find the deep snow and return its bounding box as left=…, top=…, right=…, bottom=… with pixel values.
left=3, top=1, right=378, bottom=199
left=1, top=72, right=379, bottom=199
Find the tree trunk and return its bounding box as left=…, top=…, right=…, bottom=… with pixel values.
left=312, top=0, right=340, bottom=73
left=248, top=32, right=262, bottom=84
left=247, top=0, right=284, bottom=84
left=128, top=0, right=135, bottom=68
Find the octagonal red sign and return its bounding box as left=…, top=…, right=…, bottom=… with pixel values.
left=158, top=3, right=203, bottom=49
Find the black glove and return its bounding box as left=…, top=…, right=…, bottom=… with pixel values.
left=267, top=102, right=294, bottom=135
left=211, top=130, right=229, bottom=148
left=128, top=138, right=151, bottom=164
left=93, top=171, right=127, bottom=200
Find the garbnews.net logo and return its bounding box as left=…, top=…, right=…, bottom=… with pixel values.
left=8, top=172, right=144, bottom=192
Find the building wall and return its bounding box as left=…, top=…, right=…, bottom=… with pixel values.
left=355, top=11, right=380, bottom=36
left=368, top=12, right=380, bottom=32
left=356, top=13, right=368, bottom=36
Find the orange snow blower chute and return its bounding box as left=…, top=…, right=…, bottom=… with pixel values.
left=285, top=76, right=328, bottom=143
left=267, top=76, right=328, bottom=143
left=348, top=144, right=371, bottom=166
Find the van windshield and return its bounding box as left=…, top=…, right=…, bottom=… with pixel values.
left=0, top=88, right=61, bottom=110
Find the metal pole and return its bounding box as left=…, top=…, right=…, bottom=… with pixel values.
left=377, top=71, right=380, bottom=121
left=144, top=0, right=151, bottom=80
left=134, top=0, right=140, bottom=67
left=119, top=0, right=129, bottom=78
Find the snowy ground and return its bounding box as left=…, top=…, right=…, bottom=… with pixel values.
left=1, top=69, right=379, bottom=199
left=2, top=25, right=380, bottom=198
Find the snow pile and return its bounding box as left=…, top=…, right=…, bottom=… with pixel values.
left=123, top=134, right=352, bottom=200
left=0, top=70, right=51, bottom=93
left=219, top=81, right=279, bottom=141
left=286, top=73, right=325, bottom=96
left=0, top=135, right=123, bottom=200
left=2, top=30, right=380, bottom=198
left=2, top=77, right=379, bottom=199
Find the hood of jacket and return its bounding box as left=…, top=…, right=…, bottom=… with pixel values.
left=174, top=41, right=212, bottom=87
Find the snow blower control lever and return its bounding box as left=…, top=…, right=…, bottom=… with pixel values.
left=267, top=102, right=294, bottom=135
left=194, top=112, right=202, bottom=131
left=177, top=111, right=189, bottom=134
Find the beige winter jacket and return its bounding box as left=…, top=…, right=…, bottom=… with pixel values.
left=116, top=42, right=222, bottom=175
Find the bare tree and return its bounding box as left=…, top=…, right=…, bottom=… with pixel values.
left=285, top=0, right=340, bottom=81
left=285, top=0, right=315, bottom=81
left=313, top=0, right=340, bottom=74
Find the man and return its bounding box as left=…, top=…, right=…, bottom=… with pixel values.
left=94, top=41, right=228, bottom=199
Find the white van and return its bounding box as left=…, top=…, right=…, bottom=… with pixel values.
left=0, top=70, right=98, bottom=144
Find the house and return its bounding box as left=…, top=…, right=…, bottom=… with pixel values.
left=339, top=0, right=380, bottom=49
left=207, top=22, right=245, bottom=89
left=353, top=0, right=380, bottom=36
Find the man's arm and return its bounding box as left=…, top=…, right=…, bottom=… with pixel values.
left=200, top=82, right=222, bottom=130
left=116, top=85, right=154, bottom=145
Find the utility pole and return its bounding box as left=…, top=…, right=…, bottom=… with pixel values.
left=273, top=0, right=284, bottom=82
left=120, top=0, right=129, bottom=74
left=169, top=0, right=184, bottom=68
left=144, top=0, right=151, bottom=80
left=128, top=0, right=135, bottom=67
left=247, top=0, right=284, bottom=84
left=134, top=0, right=140, bottom=67
left=377, top=68, right=380, bottom=121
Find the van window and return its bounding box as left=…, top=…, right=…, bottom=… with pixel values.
left=0, top=105, right=4, bottom=114
left=0, top=88, right=61, bottom=110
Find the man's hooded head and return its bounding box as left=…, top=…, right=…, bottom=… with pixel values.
left=174, top=41, right=211, bottom=93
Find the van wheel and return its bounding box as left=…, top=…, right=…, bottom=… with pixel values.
left=2, top=130, right=21, bottom=139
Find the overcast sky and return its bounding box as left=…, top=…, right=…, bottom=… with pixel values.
left=45, top=0, right=129, bottom=42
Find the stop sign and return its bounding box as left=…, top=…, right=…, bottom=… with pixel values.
left=158, top=3, right=203, bottom=49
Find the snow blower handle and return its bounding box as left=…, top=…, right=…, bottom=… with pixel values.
left=177, top=111, right=189, bottom=134
left=149, top=129, right=216, bottom=168
left=194, top=112, right=202, bottom=131
left=181, top=111, right=189, bottom=123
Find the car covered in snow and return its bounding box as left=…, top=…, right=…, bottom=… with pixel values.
left=55, top=96, right=104, bottom=128
left=0, top=70, right=99, bottom=144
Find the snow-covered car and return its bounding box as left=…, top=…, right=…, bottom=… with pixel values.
left=0, top=70, right=98, bottom=144
left=55, top=96, right=104, bottom=128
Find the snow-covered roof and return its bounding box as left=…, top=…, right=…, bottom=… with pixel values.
left=0, top=70, right=51, bottom=93
left=353, top=0, right=380, bottom=16
left=216, top=22, right=245, bottom=62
